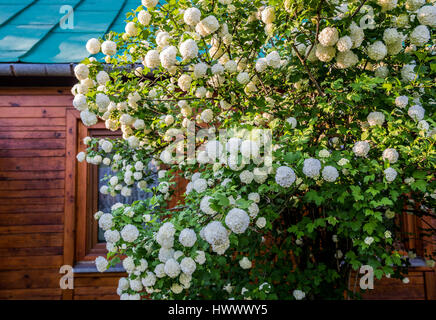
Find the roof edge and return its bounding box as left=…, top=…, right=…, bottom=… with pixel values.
left=0, top=63, right=75, bottom=77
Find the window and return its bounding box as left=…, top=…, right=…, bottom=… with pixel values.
left=64, top=109, right=153, bottom=271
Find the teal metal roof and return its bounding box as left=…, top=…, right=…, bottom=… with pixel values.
left=0, top=0, right=140, bottom=63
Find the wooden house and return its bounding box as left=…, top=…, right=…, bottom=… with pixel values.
left=0, top=0, right=434, bottom=300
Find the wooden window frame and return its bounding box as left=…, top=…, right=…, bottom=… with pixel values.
left=64, top=109, right=122, bottom=265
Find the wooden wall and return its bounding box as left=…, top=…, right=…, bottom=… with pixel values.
left=0, top=87, right=434, bottom=300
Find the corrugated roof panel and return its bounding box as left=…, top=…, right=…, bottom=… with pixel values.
left=0, top=50, right=26, bottom=62
left=20, top=32, right=102, bottom=63
left=0, top=0, right=155, bottom=63
left=75, top=0, right=129, bottom=11
left=0, top=24, right=52, bottom=51
left=0, top=4, right=29, bottom=26
left=53, top=10, right=123, bottom=33
left=0, top=0, right=33, bottom=4
left=9, top=3, right=80, bottom=25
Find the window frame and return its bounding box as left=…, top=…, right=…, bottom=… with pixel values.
left=64, top=109, right=122, bottom=265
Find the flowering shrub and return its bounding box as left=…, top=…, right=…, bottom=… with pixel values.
left=74, top=0, right=435, bottom=300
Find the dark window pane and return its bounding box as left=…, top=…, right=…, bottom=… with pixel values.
left=97, top=165, right=156, bottom=243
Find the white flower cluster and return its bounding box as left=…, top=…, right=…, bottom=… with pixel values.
left=225, top=208, right=250, bottom=234
left=275, top=166, right=296, bottom=187
left=302, top=158, right=321, bottom=178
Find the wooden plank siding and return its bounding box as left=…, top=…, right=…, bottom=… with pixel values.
left=0, top=87, right=120, bottom=300
left=0, top=87, right=434, bottom=300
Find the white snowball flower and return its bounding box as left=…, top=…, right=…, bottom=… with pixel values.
left=395, top=96, right=408, bottom=109
left=203, top=221, right=228, bottom=246
left=200, top=196, right=216, bottom=215
left=95, top=256, right=108, bottom=272
left=322, top=166, right=339, bottom=182
left=255, top=58, right=268, bottom=72
left=180, top=39, right=198, bottom=60
left=303, top=158, right=322, bottom=178
left=237, top=72, right=250, bottom=85
left=408, top=105, right=425, bottom=121
left=364, top=236, right=374, bottom=245
left=101, top=40, right=117, bottom=56
left=336, top=36, right=353, bottom=52
left=142, top=0, right=158, bottom=8
left=225, top=60, right=237, bottom=73
left=266, top=51, right=281, bottom=68
left=86, top=38, right=100, bottom=54
left=405, top=0, right=425, bottom=11
left=96, top=93, right=110, bottom=110
left=225, top=208, right=250, bottom=234
left=104, top=229, right=120, bottom=243
left=159, top=46, right=177, bottom=69
left=158, top=247, right=174, bottom=263
left=261, top=6, right=275, bottom=24
left=121, top=224, right=139, bottom=243
left=193, top=62, right=208, bottom=78
left=240, top=170, right=254, bottom=184
left=138, top=10, right=151, bottom=25
left=101, top=140, right=113, bottom=153
left=179, top=228, right=197, bottom=247
left=195, top=251, right=206, bottom=265
left=123, top=256, right=135, bottom=273
left=248, top=192, right=260, bottom=203
left=178, top=74, right=192, bottom=92
left=353, top=141, right=370, bottom=157
left=239, top=257, right=252, bottom=269
left=73, top=94, right=88, bottom=111
left=315, top=45, right=336, bottom=62
left=384, top=167, right=398, bottom=182
left=367, top=41, right=387, bottom=60
left=378, top=0, right=397, bottom=11
left=164, top=259, right=181, bottom=278
left=286, top=117, right=297, bottom=128
left=99, top=213, right=113, bottom=231
left=418, top=120, right=429, bottom=131
left=382, top=148, right=399, bottom=163
left=318, top=27, right=339, bottom=47
left=401, top=64, right=417, bottom=82
left=118, top=277, right=129, bottom=291
left=184, top=7, right=201, bottom=26
left=410, top=25, right=430, bottom=46
left=142, top=271, right=156, bottom=287
left=125, top=22, right=138, bottom=37
left=211, top=63, right=224, bottom=75
left=336, top=50, right=358, bottom=69
left=201, top=109, right=213, bottom=123
left=96, top=71, right=110, bottom=86
left=293, top=289, right=306, bottom=300
left=383, top=29, right=400, bottom=46
left=193, top=178, right=207, bottom=193
left=417, top=5, right=436, bottom=27
left=338, top=158, right=349, bottom=166
left=154, top=263, right=166, bottom=278
left=171, top=283, right=183, bottom=294
left=144, top=50, right=160, bottom=69
left=129, top=279, right=142, bottom=292
left=367, top=111, right=385, bottom=126
left=180, top=257, right=196, bottom=275
left=197, top=16, right=220, bottom=36
left=275, top=166, right=296, bottom=187
left=256, top=217, right=266, bottom=229
left=74, top=64, right=89, bottom=81
left=240, top=140, right=259, bottom=158
left=350, top=22, right=364, bottom=48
